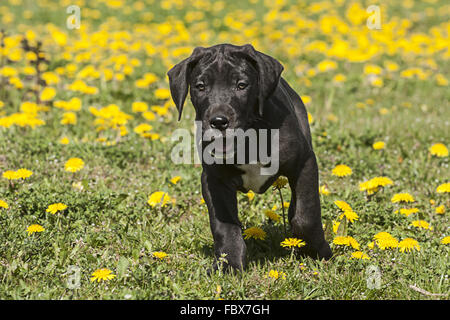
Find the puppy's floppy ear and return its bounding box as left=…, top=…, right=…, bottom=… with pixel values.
left=238, top=44, right=284, bottom=117
left=167, top=46, right=205, bottom=121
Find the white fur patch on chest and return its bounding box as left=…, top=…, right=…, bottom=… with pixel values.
left=237, top=164, right=272, bottom=193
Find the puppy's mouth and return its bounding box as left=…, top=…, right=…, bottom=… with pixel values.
left=203, top=134, right=236, bottom=159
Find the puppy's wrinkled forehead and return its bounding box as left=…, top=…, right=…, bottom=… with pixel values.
left=191, top=47, right=256, bottom=81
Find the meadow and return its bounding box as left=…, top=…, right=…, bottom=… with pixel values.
left=0, top=0, right=449, bottom=299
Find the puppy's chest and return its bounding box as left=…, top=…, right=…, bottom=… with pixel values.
left=236, top=164, right=274, bottom=193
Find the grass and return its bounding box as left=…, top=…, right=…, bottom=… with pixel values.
left=0, top=0, right=449, bottom=299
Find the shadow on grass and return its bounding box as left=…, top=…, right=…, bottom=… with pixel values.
left=198, top=222, right=294, bottom=268
left=245, top=222, right=292, bottom=265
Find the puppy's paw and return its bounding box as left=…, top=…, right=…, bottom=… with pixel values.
left=206, top=260, right=243, bottom=276
left=317, top=240, right=332, bottom=260
left=296, top=240, right=332, bottom=260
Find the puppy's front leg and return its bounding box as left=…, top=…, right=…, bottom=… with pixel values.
left=201, top=171, right=246, bottom=272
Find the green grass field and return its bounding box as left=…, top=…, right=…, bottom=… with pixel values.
left=0, top=0, right=449, bottom=299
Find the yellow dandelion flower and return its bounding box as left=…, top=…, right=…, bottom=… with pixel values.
left=373, top=232, right=398, bottom=250
left=131, top=101, right=148, bottom=113
left=332, top=164, right=352, bottom=177
left=370, top=76, right=384, bottom=88
left=372, top=141, right=385, bottom=150
left=151, top=105, right=169, bottom=116
left=398, top=238, right=420, bottom=253
left=246, top=190, right=255, bottom=201
left=373, top=232, right=394, bottom=241
left=61, top=112, right=77, bottom=125
left=372, top=176, right=394, bottom=187
left=152, top=251, right=168, bottom=260
left=154, top=88, right=171, bottom=100
left=359, top=176, right=393, bottom=195
left=339, top=210, right=359, bottom=223
left=436, top=183, right=450, bottom=193
left=301, top=95, right=311, bottom=104
left=441, top=236, right=450, bottom=245
left=264, top=209, right=280, bottom=222
left=332, top=220, right=340, bottom=234
left=46, top=203, right=67, bottom=214
left=142, top=132, right=160, bottom=140
left=391, top=193, right=415, bottom=203
left=215, top=285, right=222, bottom=299
left=148, top=191, right=172, bottom=208
left=377, top=237, right=398, bottom=250
left=319, top=185, right=330, bottom=195
left=307, top=112, right=314, bottom=124
left=364, top=64, right=383, bottom=75
left=384, top=61, right=399, bottom=72
left=280, top=238, right=306, bottom=248
left=435, top=205, right=445, bottom=215
left=3, top=170, right=20, bottom=180
left=346, top=237, right=360, bottom=250
left=26, top=224, right=45, bottom=236
left=334, top=200, right=352, bottom=212
left=119, top=126, right=128, bottom=137
left=142, top=111, right=156, bottom=121
left=134, top=123, right=153, bottom=135
left=169, top=176, right=181, bottom=185
left=429, top=143, right=448, bottom=157
left=350, top=251, right=370, bottom=260
left=15, top=169, right=33, bottom=179
left=90, top=268, right=116, bottom=282
left=333, top=236, right=360, bottom=250
left=317, top=59, right=337, bottom=72
left=395, top=208, right=419, bottom=217
left=243, top=227, right=266, bottom=240
left=411, top=220, right=432, bottom=230
left=0, top=199, right=9, bottom=209
left=59, top=137, right=70, bottom=145
left=273, top=176, right=288, bottom=189
left=40, top=87, right=56, bottom=101
left=2, top=168, right=32, bottom=180
left=65, top=158, right=85, bottom=173
left=436, top=74, right=448, bottom=86
left=333, top=73, right=347, bottom=83
left=265, top=269, right=286, bottom=280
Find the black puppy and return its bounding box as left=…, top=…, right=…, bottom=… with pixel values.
left=168, top=44, right=332, bottom=272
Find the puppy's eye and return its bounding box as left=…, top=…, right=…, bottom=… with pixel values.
left=237, top=82, right=248, bottom=90
left=196, top=82, right=205, bottom=91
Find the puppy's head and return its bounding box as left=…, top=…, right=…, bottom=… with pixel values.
left=167, top=44, right=283, bottom=132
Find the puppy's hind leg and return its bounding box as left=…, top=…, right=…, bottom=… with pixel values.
left=288, top=154, right=332, bottom=260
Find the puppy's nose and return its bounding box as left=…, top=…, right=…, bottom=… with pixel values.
left=209, top=116, right=229, bottom=130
